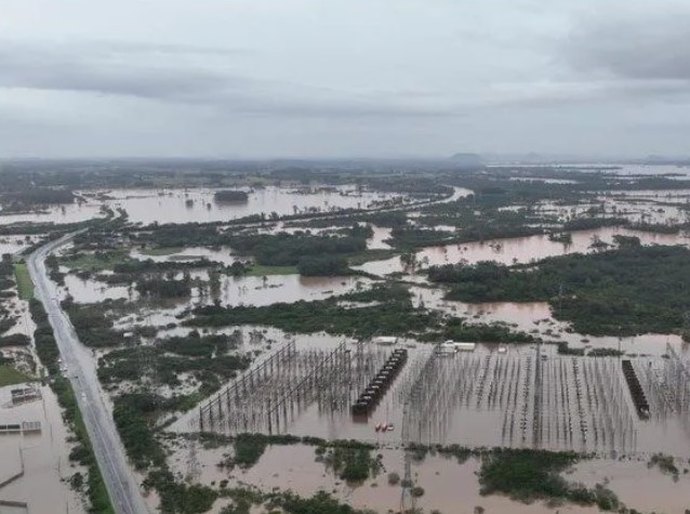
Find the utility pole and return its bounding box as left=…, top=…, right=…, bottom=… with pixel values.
left=400, top=400, right=416, bottom=514
left=533, top=342, right=542, bottom=448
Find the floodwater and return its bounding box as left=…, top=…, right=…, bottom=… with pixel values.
left=355, top=226, right=690, bottom=276
left=216, top=274, right=372, bottom=307
left=412, top=286, right=689, bottom=357
left=101, top=186, right=412, bottom=225
left=596, top=193, right=690, bottom=224
left=0, top=236, right=37, bottom=256
left=169, top=439, right=686, bottom=514
left=11, top=179, right=690, bottom=512
left=614, top=188, right=690, bottom=198
left=0, top=296, right=35, bottom=339
left=0, top=201, right=104, bottom=226
left=0, top=184, right=422, bottom=227
left=510, top=177, right=579, bottom=184
left=569, top=458, right=690, bottom=513
left=63, top=274, right=135, bottom=303
left=537, top=196, right=690, bottom=225
left=186, top=332, right=690, bottom=458
left=112, top=303, right=189, bottom=335
left=130, top=246, right=239, bottom=266
left=498, top=163, right=690, bottom=179
left=231, top=446, right=581, bottom=514
left=606, top=163, right=690, bottom=177
left=0, top=384, right=86, bottom=514
left=367, top=225, right=392, bottom=250
left=61, top=266, right=372, bottom=307
left=257, top=222, right=393, bottom=250
left=444, top=186, right=475, bottom=202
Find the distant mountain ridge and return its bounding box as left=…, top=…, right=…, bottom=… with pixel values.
left=449, top=153, right=484, bottom=166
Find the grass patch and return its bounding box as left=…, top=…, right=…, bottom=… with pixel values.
left=245, top=264, right=298, bottom=276
left=0, top=365, right=33, bottom=387
left=187, top=283, right=438, bottom=338
left=479, top=448, right=620, bottom=510
left=140, top=246, right=183, bottom=256
left=323, top=446, right=381, bottom=482
left=13, top=262, right=33, bottom=300
left=228, top=433, right=269, bottom=469
left=62, top=250, right=129, bottom=272
left=347, top=249, right=398, bottom=266
left=52, top=378, right=116, bottom=513
left=648, top=453, right=680, bottom=478
left=479, top=448, right=578, bottom=501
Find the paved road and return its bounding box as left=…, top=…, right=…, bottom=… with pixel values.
left=28, top=233, right=150, bottom=514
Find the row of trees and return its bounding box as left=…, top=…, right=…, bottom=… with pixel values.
left=429, top=243, right=690, bottom=336
left=214, top=190, right=249, bottom=203
left=228, top=230, right=367, bottom=267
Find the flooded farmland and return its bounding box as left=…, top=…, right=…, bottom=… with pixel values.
left=165, top=437, right=690, bottom=514
left=0, top=184, right=426, bottom=227
left=0, top=236, right=37, bottom=256
left=356, top=226, right=690, bottom=276
left=99, top=185, right=418, bottom=225
left=0, top=384, right=85, bottom=514
left=4, top=166, right=690, bottom=514
left=0, top=202, right=105, bottom=226
left=60, top=267, right=371, bottom=307
left=7, top=0, right=690, bottom=506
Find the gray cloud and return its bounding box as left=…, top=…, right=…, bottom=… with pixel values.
left=2, top=1, right=690, bottom=158
left=0, top=45, right=228, bottom=100
left=0, top=40, right=455, bottom=119
left=81, top=40, right=251, bottom=58
left=564, top=9, right=690, bottom=81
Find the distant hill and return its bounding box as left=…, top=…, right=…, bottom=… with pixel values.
left=449, top=153, right=484, bottom=167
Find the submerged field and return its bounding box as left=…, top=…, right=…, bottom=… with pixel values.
left=1, top=162, right=690, bottom=513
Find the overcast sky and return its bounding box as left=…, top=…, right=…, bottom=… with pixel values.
left=1, top=0, right=689, bottom=159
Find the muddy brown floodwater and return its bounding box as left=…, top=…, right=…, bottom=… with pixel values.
left=412, top=286, right=690, bottom=357
left=63, top=274, right=135, bottom=303
left=167, top=439, right=690, bottom=514
left=355, top=226, right=690, bottom=276
left=174, top=332, right=690, bottom=459
left=568, top=458, right=690, bottom=513
left=0, top=384, right=85, bottom=513
left=215, top=275, right=371, bottom=306
left=0, top=202, right=105, bottom=226
left=130, top=246, right=240, bottom=266
left=61, top=268, right=371, bottom=307
left=0, top=184, right=419, bottom=227
left=100, top=186, right=412, bottom=225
